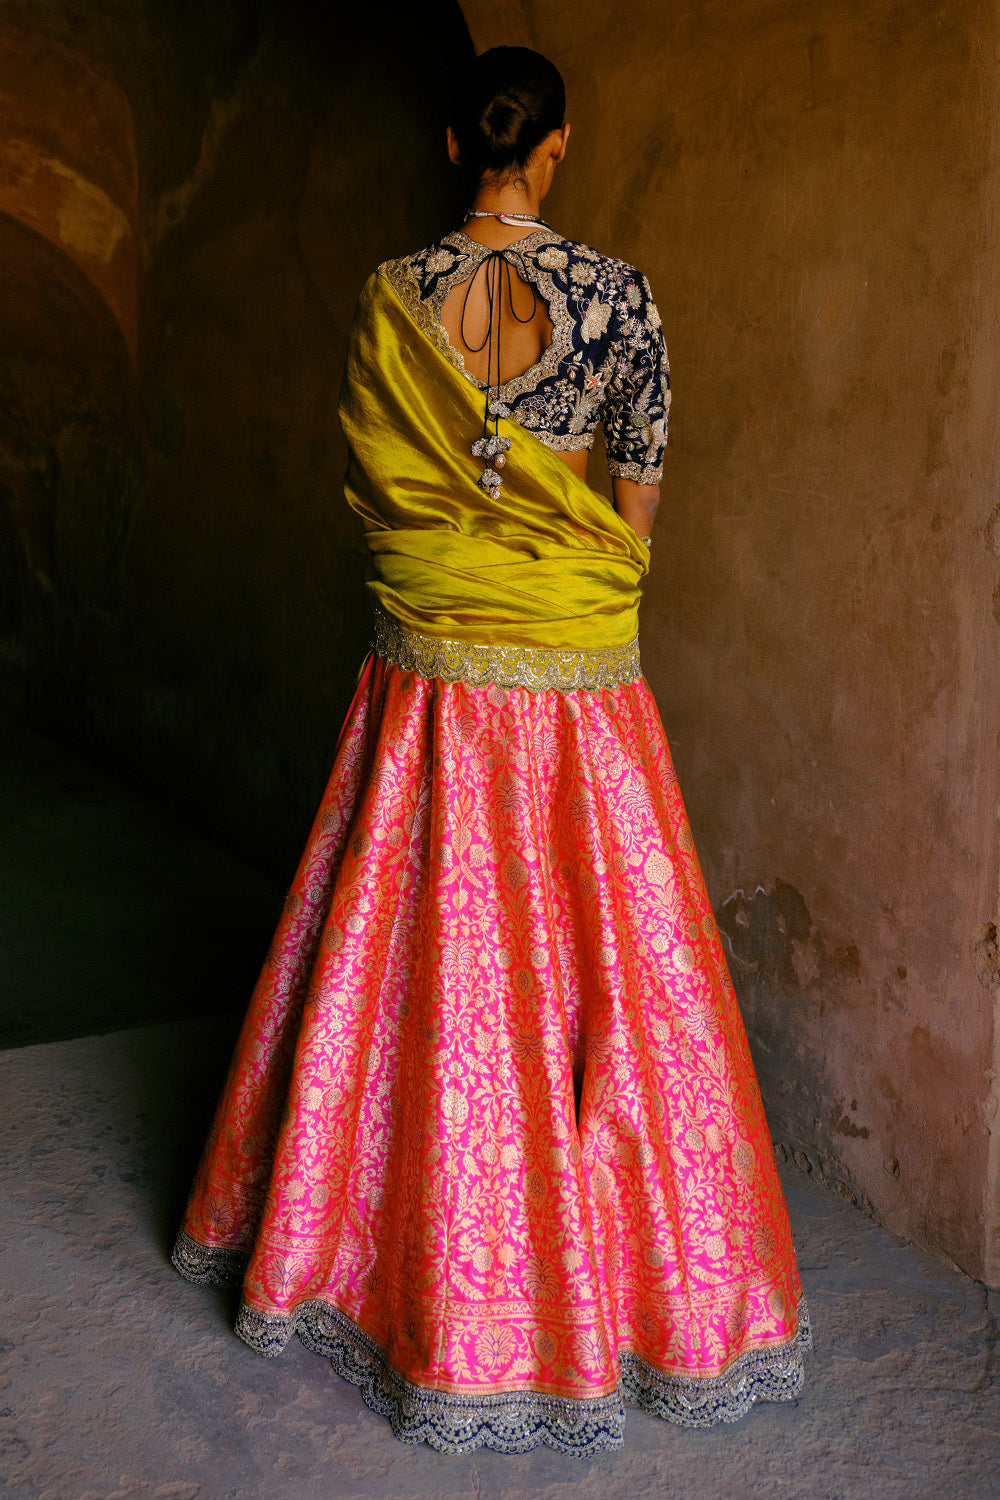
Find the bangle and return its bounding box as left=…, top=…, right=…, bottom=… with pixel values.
left=639, top=536, right=652, bottom=551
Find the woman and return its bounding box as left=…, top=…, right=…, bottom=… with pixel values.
left=173, top=47, right=810, bottom=1456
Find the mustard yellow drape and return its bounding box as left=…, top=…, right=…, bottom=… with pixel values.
left=338, top=268, right=648, bottom=652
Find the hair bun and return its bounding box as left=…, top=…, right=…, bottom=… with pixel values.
left=450, top=47, right=566, bottom=182
left=479, top=93, right=532, bottom=166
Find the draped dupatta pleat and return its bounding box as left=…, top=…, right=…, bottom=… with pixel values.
left=339, top=267, right=647, bottom=650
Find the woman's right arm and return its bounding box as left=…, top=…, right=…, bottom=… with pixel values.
left=612, top=475, right=660, bottom=540
left=602, top=269, right=670, bottom=544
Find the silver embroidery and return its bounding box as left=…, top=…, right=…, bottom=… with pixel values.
left=608, top=459, right=666, bottom=484
left=371, top=604, right=641, bottom=693
left=422, top=229, right=575, bottom=410
left=172, top=1229, right=250, bottom=1284
left=533, top=430, right=593, bottom=452
left=172, top=1232, right=811, bottom=1456
left=380, top=258, right=456, bottom=366
left=580, top=296, right=612, bottom=342
left=381, top=237, right=670, bottom=478
left=536, top=245, right=569, bottom=271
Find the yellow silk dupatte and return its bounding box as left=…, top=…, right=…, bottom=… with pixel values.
left=338, top=267, right=648, bottom=651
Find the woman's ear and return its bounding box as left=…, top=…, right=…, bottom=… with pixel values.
left=446, top=125, right=463, bottom=166
left=554, top=121, right=571, bottom=163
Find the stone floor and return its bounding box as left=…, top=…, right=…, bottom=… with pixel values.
left=2, top=715, right=1000, bottom=1499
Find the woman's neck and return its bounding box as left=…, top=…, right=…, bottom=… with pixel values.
left=462, top=186, right=549, bottom=249
left=471, top=182, right=543, bottom=217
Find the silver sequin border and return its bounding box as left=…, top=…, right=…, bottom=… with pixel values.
left=370, top=605, right=642, bottom=694
left=172, top=1230, right=811, bottom=1456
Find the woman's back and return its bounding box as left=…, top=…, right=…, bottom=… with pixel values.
left=439, top=231, right=554, bottom=389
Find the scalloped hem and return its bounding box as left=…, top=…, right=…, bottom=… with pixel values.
left=172, top=1231, right=811, bottom=1455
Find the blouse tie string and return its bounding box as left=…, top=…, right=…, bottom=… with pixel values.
left=463, top=249, right=538, bottom=499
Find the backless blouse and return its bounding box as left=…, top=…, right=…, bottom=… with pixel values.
left=385, top=228, right=671, bottom=485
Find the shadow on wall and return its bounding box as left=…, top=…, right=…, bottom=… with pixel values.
left=0, top=0, right=473, bottom=877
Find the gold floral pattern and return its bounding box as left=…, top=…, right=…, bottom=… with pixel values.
left=174, top=654, right=807, bottom=1453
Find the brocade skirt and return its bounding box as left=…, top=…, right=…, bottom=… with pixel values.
left=172, top=625, right=809, bottom=1456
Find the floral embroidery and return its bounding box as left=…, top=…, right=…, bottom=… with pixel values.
left=581, top=296, right=612, bottom=342
left=396, top=229, right=672, bottom=483
left=425, top=247, right=459, bottom=276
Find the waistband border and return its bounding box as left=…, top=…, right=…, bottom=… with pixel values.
left=371, top=605, right=641, bottom=693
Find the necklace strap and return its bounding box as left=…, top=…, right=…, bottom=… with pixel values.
left=464, top=210, right=551, bottom=230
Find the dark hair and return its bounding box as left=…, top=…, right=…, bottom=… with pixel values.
left=449, top=46, right=566, bottom=181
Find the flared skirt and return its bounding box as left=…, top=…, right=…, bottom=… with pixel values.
left=173, top=652, right=808, bottom=1454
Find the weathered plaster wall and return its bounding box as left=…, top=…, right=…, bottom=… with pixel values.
left=3, top=1, right=1000, bottom=1280
left=464, top=0, right=1000, bottom=1280
left=0, top=27, right=138, bottom=355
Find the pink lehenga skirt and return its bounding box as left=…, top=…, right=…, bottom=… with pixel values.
left=173, top=633, right=809, bottom=1456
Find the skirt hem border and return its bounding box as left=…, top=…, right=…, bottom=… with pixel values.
left=171, top=1230, right=811, bottom=1455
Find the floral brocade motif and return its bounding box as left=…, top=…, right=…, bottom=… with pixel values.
left=174, top=655, right=808, bottom=1454
left=382, top=228, right=671, bottom=484
left=371, top=604, right=642, bottom=693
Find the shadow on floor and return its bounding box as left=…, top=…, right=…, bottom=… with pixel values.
left=0, top=711, right=283, bottom=1049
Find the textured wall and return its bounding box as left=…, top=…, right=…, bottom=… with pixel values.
left=0, top=0, right=472, bottom=872
left=463, top=0, right=1000, bottom=1280
left=2, top=1, right=1000, bottom=1280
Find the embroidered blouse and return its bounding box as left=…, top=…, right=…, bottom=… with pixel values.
left=385, top=228, right=671, bottom=485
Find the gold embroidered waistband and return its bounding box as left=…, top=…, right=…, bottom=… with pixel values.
left=371, top=606, right=641, bottom=693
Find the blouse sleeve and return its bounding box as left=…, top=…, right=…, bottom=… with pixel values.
left=601, top=270, right=671, bottom=484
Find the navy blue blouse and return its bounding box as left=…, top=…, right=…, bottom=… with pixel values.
left=386, top=228, right=671, bottom=485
